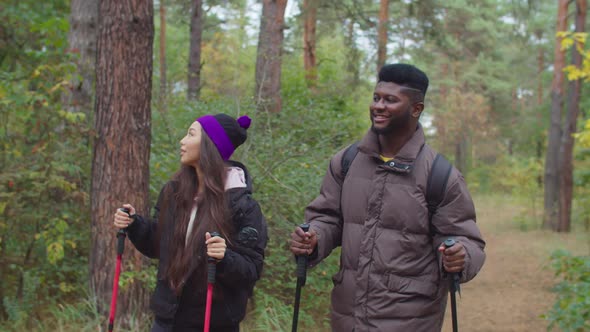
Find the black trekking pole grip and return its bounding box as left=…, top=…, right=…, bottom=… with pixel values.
left=443, top=238, right=460, bottom=290
left=292, top=223, right=310, bottom=332
left=443, top=238, right=456, bottom=250
left=117, top=208, right=130, bottom=255
left=443, top=238, right=459, bottom=332
left=296, top=224, right=310, bottom=280
left=207, top=232, right=221, bottom=284
left=443, top=239, right=459, bottom=274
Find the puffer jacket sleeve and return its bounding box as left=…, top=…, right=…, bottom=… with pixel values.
left=305, top=149, right=347, bottom=267
left=216, top=192, right=268, bottom=285
left=431, top=169, right=486, bottom=283
left=126, top=183, right=170, bottom=259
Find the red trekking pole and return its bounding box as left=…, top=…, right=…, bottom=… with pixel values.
left=204, top=231, right=221, bottom=332
left=108, top=208, right=129, bottom=332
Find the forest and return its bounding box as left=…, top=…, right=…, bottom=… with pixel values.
left=1, top=0, right=589, bottom=331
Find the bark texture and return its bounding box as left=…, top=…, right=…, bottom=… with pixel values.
left=64, top=0, right=99, bottom=118
left=91, top=0, right=154, bottom=321
left=543, top=0, right=569, bottom=230
left=303, top=0, right=317, bottom=87
left=255, top=0, right=288, bottom=113
left=188, top=0, right=203, bottom=100
left=558, top=0, right=586, bottom=232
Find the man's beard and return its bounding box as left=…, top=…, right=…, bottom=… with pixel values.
left=370, top=109, right=411, bottom=135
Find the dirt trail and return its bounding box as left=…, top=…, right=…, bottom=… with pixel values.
left=442, top=195, right=589, bottom=332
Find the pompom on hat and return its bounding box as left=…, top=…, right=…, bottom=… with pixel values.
left=196, top=114, right=251, bottom=160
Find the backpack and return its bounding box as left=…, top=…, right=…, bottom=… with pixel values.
left=340, top=142, right=452, bottom=220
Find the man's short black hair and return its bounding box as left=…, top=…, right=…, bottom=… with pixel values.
left=378, top=63, right=429, bottom=98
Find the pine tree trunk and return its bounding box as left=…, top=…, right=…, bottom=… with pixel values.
left=64, top=0, right=98, bottom=119
left=188, top=0, right=203, bottom=100
left=345, top=20, right=360, bottom=86
left=543, top=0, right=568, bottom=230
left=455, top=135, right=468, bottom=174
left=536, top=30, right=544, bottom=106
left=303, top=0, right=317, bottom=88
left=377, top=0, right=389, bottom=70
left=536, top=29, right=544, bottom=189
left=558, top=0, right=586, bottom=232
left=159, top=0, right=167, bottom=112
left=91, top=0, right=154, bottom=323
left=255, top=0, right=288, bottom=113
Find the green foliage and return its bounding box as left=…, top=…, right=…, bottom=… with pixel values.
left=120, top=264, right=157, bottom=291
left=572, top=148, right=590, bottom=231
left=489, top=156, right=542, bottom=196
left=0, top=0, right=90, bottom=324
left=467, top=155, right=543, bottom=230
left=4, top=0, right=589, bottom=329
left=0, top=294, right=152, bottom=332
left=242, top=292, right=296, bottom=331
left=544, top=250, right=590, bottom=332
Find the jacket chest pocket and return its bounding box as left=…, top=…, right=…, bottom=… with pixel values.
left=379, top=184, right=430, bottom=234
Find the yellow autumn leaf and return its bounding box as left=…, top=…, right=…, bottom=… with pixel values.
left=565, top=67, right=582, bottom=81
left=561, top=38, right=575, bottom=51
left=573, top=32, right=588, bottom=43
left=49, top=80, right=69, bottom=94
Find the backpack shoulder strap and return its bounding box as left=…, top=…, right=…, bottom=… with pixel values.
left=426, top=153, right=452, bottom=218
left=341, top=141, right=360, bottom=179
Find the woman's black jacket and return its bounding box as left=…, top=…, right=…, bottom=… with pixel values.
left=125, top=161, right=267, bottom=330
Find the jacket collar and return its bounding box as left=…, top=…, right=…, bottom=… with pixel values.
left=358, top=123, right=426, bottom=172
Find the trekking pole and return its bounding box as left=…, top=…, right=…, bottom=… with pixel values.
left=108, top=208, right=129, bottom=332
left=291, top=223, right=310, bottom=332
left=204, top=231, right=221, bottom=332
left=443, top=238, right=460, bottom=332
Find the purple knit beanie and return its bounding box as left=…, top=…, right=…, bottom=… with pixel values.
left=196, top=114, right=251, bottom=160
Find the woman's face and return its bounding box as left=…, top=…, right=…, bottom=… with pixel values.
left=180, top=121, right=203, bottom=168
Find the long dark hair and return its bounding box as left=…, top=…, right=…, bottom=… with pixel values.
left=163, top=129, right=233, bottom=294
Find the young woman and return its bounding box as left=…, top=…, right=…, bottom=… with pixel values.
left=113, top=114, right=267, bottom=332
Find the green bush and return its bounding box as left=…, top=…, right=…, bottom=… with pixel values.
left=544, top=250, right=590, bottom=332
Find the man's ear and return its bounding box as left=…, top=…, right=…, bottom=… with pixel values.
left=412, top=102, right=424, bottom=118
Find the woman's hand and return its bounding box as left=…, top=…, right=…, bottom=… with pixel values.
left=113, top=204, right=136, bottom=229
left=205, top=232, right=227, bottom=260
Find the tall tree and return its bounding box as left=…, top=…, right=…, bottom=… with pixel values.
left=255, top=0, right=288, bottom=113
left=377, top=0, right=389, bottom=70
left=536, top=29, right=545, bottom=184
left=64, top=0, right=98, bottom=118
left=159, top=0, right=167, bottom=111
left=558, top=0, right=587, bottom=232
left=188, top=0, right=203, bottom=100
left=303, top=0, right=318, bottom=87
left=544, top=0, right=569, bottom=230
left=91, top=0, right=154, bottom=321
left=345, top=19, right=362, bottom=86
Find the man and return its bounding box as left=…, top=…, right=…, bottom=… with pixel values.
left=290, top=63, right=485, bottom=331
